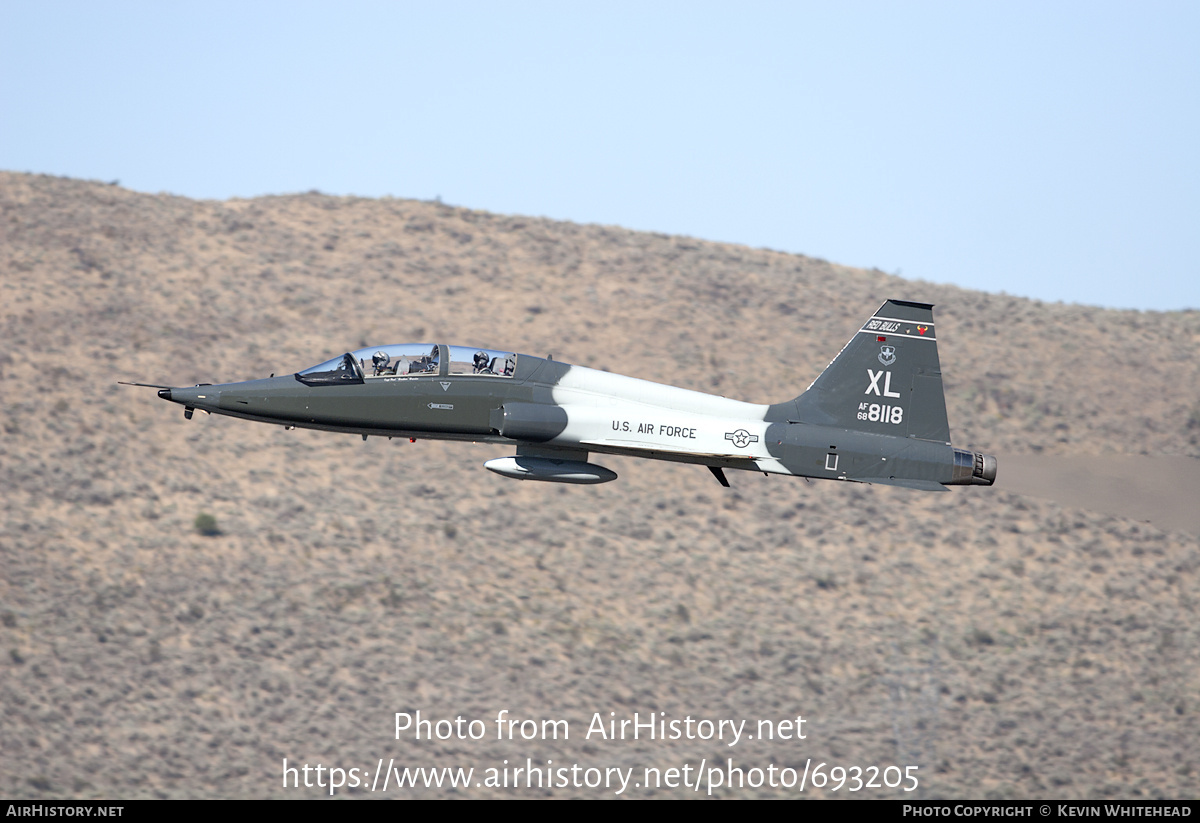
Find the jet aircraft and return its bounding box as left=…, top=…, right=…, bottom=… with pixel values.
left=127, top=300, right=996, bottom=489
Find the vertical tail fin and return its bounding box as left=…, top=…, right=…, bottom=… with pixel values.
left=790, top=300, right=951, bottom=444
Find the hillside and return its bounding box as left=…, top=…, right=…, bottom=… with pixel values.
left=1, top=172, right=1197, bottom=798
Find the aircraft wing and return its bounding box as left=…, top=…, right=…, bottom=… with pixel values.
left=580, top=438, right=755, bottom=461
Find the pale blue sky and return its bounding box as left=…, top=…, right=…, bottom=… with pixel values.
left=3, top=1, right=1197, bottom=310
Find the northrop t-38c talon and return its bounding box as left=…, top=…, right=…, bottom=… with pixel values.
left=128, top=300, right=996, bottom=489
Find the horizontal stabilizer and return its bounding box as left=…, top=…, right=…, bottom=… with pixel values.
left=853, top=476, right=949, bottom=492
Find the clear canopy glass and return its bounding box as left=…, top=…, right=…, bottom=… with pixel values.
left=353, top=344, right=441, bottom=377
left=447, top=346, right=516, bottom=377
left=295, top=352, right=364, bottom=386
left=296, top=344, right=518, bottom=385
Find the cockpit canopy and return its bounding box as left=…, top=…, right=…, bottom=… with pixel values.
left=296, top=344, right=517, bottom=386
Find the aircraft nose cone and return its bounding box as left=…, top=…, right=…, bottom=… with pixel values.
left=158, top=385, right=218, bottom=412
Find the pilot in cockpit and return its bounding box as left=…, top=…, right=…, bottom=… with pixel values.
left=371, top=351, right=391, bottom=376
left=473, top=350, right=491, bottom=374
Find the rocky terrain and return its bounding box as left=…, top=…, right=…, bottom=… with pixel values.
left=1, top=171, right=1197, bottom=798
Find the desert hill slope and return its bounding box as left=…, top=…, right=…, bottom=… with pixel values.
left=1, top=172, right=1197, bottom=798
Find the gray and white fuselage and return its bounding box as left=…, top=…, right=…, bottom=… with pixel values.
left=544, top=365, right=781, bottom=471
left=147, top=300, right=997, bottom=490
